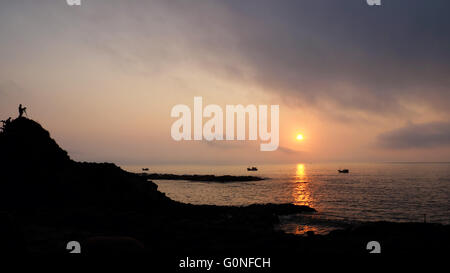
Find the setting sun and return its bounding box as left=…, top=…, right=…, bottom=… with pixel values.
left=296, top=134, right=304, bottom=141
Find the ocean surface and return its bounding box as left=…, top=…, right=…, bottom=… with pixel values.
left=123, top=163, right=450, bottom=235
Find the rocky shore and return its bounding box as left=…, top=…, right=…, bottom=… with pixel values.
left=0, top=117, right=449, bottom=261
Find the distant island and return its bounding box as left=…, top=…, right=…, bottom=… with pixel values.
left=139, top=173, right=265, bottom=182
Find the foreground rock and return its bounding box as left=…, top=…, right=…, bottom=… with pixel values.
left=0, top=117, right=171, bottom=210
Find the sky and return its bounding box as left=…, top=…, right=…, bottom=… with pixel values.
left=1, top=0, right=450, bottom=164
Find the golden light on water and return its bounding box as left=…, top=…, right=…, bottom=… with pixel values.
left=293, top=163, right=313, bottom=207
left=296, top=163, right=305, bottom=178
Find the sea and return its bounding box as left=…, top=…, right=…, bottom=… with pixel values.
left=122, top=163, right=450, bottom=235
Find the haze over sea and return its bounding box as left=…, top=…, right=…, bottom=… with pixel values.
left=123, top=162, right=450, bottom=234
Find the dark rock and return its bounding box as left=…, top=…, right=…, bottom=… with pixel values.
left=0, top=117, right=173, bottom=209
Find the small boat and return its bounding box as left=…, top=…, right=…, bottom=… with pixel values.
left=247, top=167, right=258, bottom=171
left=142, top=168, right=149, bottom=171
left=338, top=169, right=349, bottom=173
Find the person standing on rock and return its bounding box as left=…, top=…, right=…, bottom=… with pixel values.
left=18, top=104, right=27, bottom=118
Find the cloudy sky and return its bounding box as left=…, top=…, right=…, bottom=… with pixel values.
left=1, top=0, right=449, bottom=164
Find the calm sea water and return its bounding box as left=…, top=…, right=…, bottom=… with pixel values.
left=123, top=163, right=450, bottom=234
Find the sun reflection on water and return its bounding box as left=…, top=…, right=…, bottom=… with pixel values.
left=292, top=164, right=314, bottom=207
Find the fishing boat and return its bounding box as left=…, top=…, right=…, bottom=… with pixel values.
left=247, top=167, right=258, bottom=171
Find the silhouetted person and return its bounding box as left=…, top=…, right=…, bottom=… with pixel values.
left=18, top=104, right=27, bottom=118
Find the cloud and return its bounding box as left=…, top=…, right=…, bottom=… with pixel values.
left=3, top=0, right=449, bottom=119
left=134, top=0, right=450, bottom=119
left=220, top=0, right=450, bottom=116
left=377, top=122, right=450, bottom=149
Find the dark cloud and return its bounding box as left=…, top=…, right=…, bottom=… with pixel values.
left=215, top=0, right=450, bottom=115
left=138, top=0, right=450, bottom=116
left=377, top=122, right=450, bottom=149
left=86, top=0, right=448, bottom=118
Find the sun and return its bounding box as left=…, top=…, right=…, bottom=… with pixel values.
left=296, top=134, right=304, bottom=141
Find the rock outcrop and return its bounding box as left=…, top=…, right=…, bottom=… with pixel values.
left=0, top=117, right=172, bottom=209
